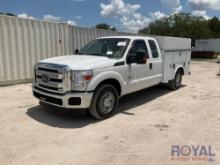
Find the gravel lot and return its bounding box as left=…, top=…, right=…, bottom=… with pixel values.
left=0, top=61, right=220, bottom=165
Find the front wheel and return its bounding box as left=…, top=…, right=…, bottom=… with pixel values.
left=89, top=84, right=119, bottom=120
left=169, top=70, right=182, bottom=90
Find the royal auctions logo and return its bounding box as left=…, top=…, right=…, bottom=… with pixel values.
left=170, top=145, right=216, bottom=162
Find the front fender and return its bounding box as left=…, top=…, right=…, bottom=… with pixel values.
left=86, top=71, right=127, bottom=95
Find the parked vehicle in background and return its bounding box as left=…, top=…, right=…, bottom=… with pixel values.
left=217, top=55, right=220, bottom=63
left=32, top=36, right=191, bottom=119
left=195, top=38, right=220, bottom=53
left=217, top=55, right=220, bottom=75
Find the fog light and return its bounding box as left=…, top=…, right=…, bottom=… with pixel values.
left=68, top=97, right=81, bottom=105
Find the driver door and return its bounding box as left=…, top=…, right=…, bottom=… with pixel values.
left=126, top=40, right=151, bottom=94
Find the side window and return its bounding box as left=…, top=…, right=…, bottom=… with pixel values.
left=128, top=40, right=149, bottom=58
left=148, top=40, right=159, bottom=58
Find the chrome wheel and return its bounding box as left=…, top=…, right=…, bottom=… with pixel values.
left=100, top=92, right=115, bottom=114
left=89, top=84, right=119, bottom=120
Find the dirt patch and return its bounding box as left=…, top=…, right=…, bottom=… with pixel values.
left=0, top=61, right=219, bottom=165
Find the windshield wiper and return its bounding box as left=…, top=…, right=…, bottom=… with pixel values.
left=90, top=53, right=103, bottom=56
left=79, top=53, right=113, bottom=58
left=88, top=53, right=104, bottom=57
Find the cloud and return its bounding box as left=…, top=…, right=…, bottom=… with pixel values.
left=43, top=14, right=78, bottom=26
left=191, top=10, right=210, bottom=19
left=188, top=0, right=220, bottom=10
left=161, top=0, right=183, bottom=13
left=100, top=0, right=183, bottom=32
left=75, top=16, right=82, bottom=19
left=187, top=0, right=219, bottom=19
left=67, top=20, right=77, bottom=26
left=119, top=13, right=151, bottom=32
left=100, top=0, right=141, bottom=17
left=43, top=14, right=61, bottom=22
left=174, top=6, right=183, bottom=13
left=18, top=13, right=34, bottom=19
left=100, top=0, right=151, bottom=32
left=149, top=11, right=167, bottom=20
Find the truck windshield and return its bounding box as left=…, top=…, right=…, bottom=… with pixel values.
left=78, top=38, right=130, bottom=58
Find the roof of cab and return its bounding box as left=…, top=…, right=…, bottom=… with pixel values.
left=98, top=36, right=155, bottom=40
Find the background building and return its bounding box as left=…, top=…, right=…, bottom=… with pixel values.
left=0, top=14, right=130, bottom=86
left=195, top=39, right=220, bottom=53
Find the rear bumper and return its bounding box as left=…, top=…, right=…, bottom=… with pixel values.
left=33, top=86, right=93, bottom=109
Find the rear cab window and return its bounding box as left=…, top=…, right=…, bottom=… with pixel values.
left=148, top=40, right=159, bottom=58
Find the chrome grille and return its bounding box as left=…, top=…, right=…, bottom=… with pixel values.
left=34, top=63, right=71, bottom=93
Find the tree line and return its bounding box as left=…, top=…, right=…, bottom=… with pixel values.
left=138, top=13, right=220, bottom=45
left=95, top=23, right=116, bottom=31
left=96, top=13, right=220, bottom=46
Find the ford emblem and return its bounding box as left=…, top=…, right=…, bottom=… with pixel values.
left=41, top=74, right=49, bottom=82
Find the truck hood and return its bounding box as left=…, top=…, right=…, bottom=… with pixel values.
left=40, top=55, right=118, bottom=70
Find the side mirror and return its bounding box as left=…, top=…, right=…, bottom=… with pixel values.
left=75, top=49, right=79, bottom=54
left=126, top=55, right=137, bottom=64
left=136, top=51, right=147, bottom=64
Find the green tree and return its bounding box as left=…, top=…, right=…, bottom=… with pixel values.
left=139, top=12, right=214, bottom=41
left=95, top=23, right=116, bottom=31
left=208, top=17, right=220, bottom=38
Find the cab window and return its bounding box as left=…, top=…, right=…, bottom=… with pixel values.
left=128, top=40, right=149, bottom=58
left=148, top=40, right=159, bottom=58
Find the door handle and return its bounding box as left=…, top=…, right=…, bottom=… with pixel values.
left=150, top=63, right=153, bottom=70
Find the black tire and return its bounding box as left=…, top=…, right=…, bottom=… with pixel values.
left=89, top=84, right=119, bottom=120
left=169, top=70, right=182, bottom=90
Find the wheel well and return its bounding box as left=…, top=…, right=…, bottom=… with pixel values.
left=96, top=79, right=121, bottom=96
left=177, top=67, right=184, bottom=75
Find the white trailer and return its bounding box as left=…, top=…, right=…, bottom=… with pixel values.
left=217, top=55, right=220, bottom=75
left=195, top=38, right=220, bottom=53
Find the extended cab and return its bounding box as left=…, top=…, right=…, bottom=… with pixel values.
left=33, top=36, right=191, bottom=119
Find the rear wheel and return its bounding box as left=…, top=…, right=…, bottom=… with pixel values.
left=169, top=70, right=182, bottom=90
left=89, top=84, right=119, bottom=120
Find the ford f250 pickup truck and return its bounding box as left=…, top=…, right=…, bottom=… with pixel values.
left=33, top=36, right=191, bottom=119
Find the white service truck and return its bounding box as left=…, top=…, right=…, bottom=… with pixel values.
left=33, top=36, right=191, bottom=119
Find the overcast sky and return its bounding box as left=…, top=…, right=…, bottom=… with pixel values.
left=0, top=0, right=220, bottom=32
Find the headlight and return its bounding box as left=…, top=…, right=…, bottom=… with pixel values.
left=72, top=70, right=93, bottom=90
left=33, top=63, right=38, bottom=83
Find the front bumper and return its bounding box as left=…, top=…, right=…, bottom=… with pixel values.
left=33, top=86, right=93, bottom=109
